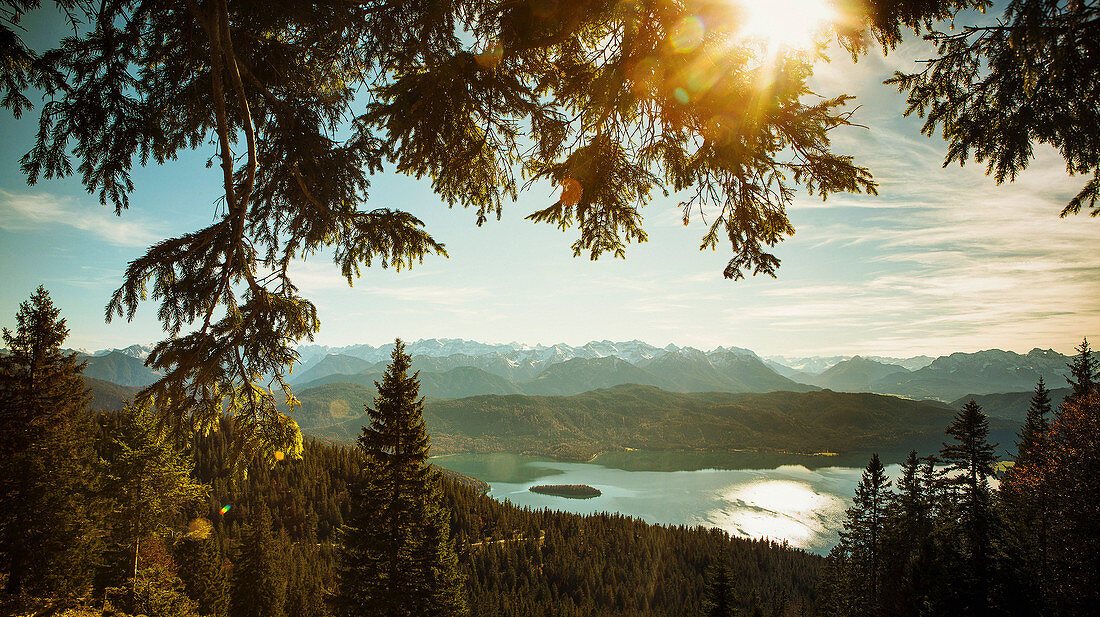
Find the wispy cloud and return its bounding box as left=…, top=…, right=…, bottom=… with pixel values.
left=0, top=189, right=161, bottom=248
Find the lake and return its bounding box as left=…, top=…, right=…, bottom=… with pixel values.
left=434, top=451, right=903, bottom=554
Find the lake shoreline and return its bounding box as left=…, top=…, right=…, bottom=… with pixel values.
left=433, top=450, right=915, bottom=554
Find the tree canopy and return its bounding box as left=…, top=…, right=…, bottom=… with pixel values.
left=887, top=0, right=1100, bottom=213
left=0, top=0, right=1028, bottom=456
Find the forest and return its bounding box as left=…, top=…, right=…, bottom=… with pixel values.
left=4, top=286, right=1100, bottom=617
left=2, top=0, right=1098, bottom=613
left=1, top=288, right=821, bottom=617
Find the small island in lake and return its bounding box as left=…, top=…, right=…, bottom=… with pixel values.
left=529, top=484, right=602, bottom=499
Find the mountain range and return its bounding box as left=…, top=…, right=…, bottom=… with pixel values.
left=65, top=338, right=1076, bottom=403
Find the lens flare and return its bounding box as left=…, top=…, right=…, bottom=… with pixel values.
left=220, top=504, right=231, bottom=515
left=669, top=16, right=706, bottom=53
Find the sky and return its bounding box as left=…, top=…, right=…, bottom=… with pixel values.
left=1, top=5, right=1098, bottom=358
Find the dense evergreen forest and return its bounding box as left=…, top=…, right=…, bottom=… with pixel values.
left=179, top=419, right=820, bottom=617
left=820, top=353, right=1100, bottom=617
left=0, top=290, right=819, bottom=617
left=4, top=291, right=1099, bottom=617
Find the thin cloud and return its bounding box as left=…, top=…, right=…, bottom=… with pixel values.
left=0, top=189, right=160, bottom=248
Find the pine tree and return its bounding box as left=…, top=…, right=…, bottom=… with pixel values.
left=998, top=377, right=1055, bottom=617
left=841, top=453, right=891, bottom=616
left=702, top=561, right=737, bottom=617
left=0, top=285, right=100, bottom=599
left=1065, top=338, right=1097, bottom=403
left=881, top=451, right=932, bottom=617
left=177, top=535, right=229, bottom=617
left=284, top=514, right=325, bottom=617
left=826, top=453, right=893, bottom=617
left=1043, top=392, right=1100, bottom=617
left=1016, top=378, right=1053, bottom=468
left=940, top=401, right=998, bottom=617
left=942, top=401, right=997, bottom=497
left=103, top=402, right=208, bottom=605
left=229, top=504, right=287, bottom=617
left=333, top=339, right=467, bottom=617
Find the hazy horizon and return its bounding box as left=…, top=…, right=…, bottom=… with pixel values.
left=60, top=334, right=1078, bottom=363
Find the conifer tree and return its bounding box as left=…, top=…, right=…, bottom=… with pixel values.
left=702, top=561, right=737, bottom=617
left=838, top=453, right=891, bottom=616
left=333, top=339, right=467, bottom=617
left=998, top=377, right=1055, bottom=617
left=942, top=401, right=997, bottom=497
left=1016, top=378, right=1053, bottom=468
left=1065, top=338, right=1097, bottom=403
left=940, top=401, right=998, bottom=617
left=0, top=285, right=100, bottom=599
left=177, top=535, right=229, bottom=617
left=103, top=402, right=208, bottom=604
left=1042, top=392, right=1100, bottom=617
left=229, top=504, right=288, bottom=617
left=284, top=514, right=325, bottom=617
left=880, top=451, right=932, bottom=617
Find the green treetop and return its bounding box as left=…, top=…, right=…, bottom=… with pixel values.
left=1065, top=337, right=1098, bottom=402
left=229, top=504, right=288, bottom=617
left=0, top=285, right=100, bottom=600
left=333, top=339, right=466, bottom=617
left=102, top=402, right=209, bottom=604
left=940, top=400, right=998, bottom=617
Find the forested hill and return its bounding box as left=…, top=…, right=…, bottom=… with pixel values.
left=184, top=419, right=822, bottom=617
left=950, top=387, right=1072, bottom=422
left=288, top=383, right=1012, bottom=461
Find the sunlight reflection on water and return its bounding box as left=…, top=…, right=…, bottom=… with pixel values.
left=702, top=478, right=847, bottom=549
left=436, top=454, right=893, bottom=554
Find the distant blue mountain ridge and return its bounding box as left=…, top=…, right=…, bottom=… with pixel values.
left=60, top=339, right=1074, bottom=403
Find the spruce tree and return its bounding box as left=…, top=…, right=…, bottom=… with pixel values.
left=229, top=504, right=287, bottom=617
left=838, top=453, right=891, bottom=616
left=940, top=401, right=998, bottom=617
left=1065, top=338, right=1097, bottom=403
left=333, top=339, right=467, bottom=617
left=998, top=374, right=1055, bottom=614
left=1016, top=378, right=1052, bottom=468
left=177, top=536, right=228, bottom=617
left=0, top=285, right=99, bottom=599
left=702, top=561, right=737, bottom=617
left=1043, top=393, right=1100, bottom=616
left=942, top=401, right=997, bottom=496
left=881, top=451, right=932, bottom=617
left=103, top=402, right=208, bottom=605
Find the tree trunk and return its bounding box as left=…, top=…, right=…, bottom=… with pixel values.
left=131, top=536, right=140, bottom=606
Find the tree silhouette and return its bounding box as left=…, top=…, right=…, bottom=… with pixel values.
left=1065, top=338, right=1097, bottom=402
left=0, top=285, right=99, bottom=599
left=333, top=339, right=466, bottom=617
left=940, top=400, right=997, bottom=617
left=887, top=0, right=1100, bottom=215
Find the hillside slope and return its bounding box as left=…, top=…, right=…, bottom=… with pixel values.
left=950, top=387, right=1072, bottom=422
left=291, top=383, right=1012, bottom=460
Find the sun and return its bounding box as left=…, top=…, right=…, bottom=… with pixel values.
left=735, top=0, right=835, bottom=52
